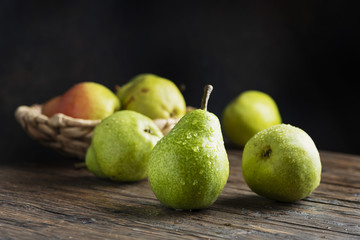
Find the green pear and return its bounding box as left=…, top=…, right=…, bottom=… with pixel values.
left=86, top=110, right=163, bottom=182
left=117, top=74, right=186, bottom=119
left=222, top=90, right=281, bottom=147
left=242, top=124, right=321, bottom=202
left=42, top=82, right=120, bottom=120
left=148, top=85, right=229, bottom=210
left=85, top=145, right=107, bottom=179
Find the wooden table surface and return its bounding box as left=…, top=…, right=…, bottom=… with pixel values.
left=1, top=150, right=359, bottom=239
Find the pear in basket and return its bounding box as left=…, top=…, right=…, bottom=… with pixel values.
left=116, top=74, right=186, bottom=119
left=42, top=82, right=120, bottom=120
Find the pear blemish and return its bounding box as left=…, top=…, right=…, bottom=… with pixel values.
left=261, top=146, right=272, bottom=159
left=144, top=128, right=152, bottom=134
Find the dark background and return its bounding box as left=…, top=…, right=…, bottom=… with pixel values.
left=1, top=0, right=359, bottom=161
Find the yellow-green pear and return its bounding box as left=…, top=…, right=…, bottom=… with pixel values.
left=222, top=90, right=281, bottom=147
left=117, top=74, right=186, bottom=119
left=148, top=85, right=229, bottom=210
left=242, top=124, right=321, bottom=202
left=86, top=110, right=163, bottom=181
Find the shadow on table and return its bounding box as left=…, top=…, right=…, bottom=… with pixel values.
left=215, top=194, right=299, bottom=213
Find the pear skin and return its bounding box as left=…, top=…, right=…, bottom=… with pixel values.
left=56, top=82, right=120, bottom=120
left=117, top=74, right=186, bottom=119
left=85, top=145, right=107, bottom=179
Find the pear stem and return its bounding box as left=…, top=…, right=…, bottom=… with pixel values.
left=201, top=84, right=213, bottom=111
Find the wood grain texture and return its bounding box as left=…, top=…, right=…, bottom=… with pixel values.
left=1, top=151, right=359, bottom=239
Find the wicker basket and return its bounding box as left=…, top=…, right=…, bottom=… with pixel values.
left=15, top=105, right=186, bottom=159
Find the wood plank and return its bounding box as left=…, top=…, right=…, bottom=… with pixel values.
left=0, top=150, right=359, bottom=239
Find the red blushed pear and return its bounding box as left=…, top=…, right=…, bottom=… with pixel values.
left=42, top=82, right=120, bottom=120
left=42, top=95, right=61, bottom=117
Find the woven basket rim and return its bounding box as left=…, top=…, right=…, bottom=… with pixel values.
left=15, top=104, right=101, bottom=128
left=14, top=104, right=190, bottom=159
left=14, top=104, right=104, bottom=159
